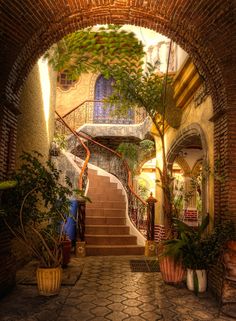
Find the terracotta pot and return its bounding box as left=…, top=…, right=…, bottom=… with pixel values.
left=223, top=250, right=236, bottom=279
left=62, top=239, right=71, bottom=267
left=187, top=269, right=207, bottom=293
left=159, top=256, right=186, bottom=284
left=36, top=267, right=62, bottom=296
left=227, top=240, right=236, bottom=252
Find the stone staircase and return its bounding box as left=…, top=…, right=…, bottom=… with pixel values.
left=85, top=168, right=145, bottom=256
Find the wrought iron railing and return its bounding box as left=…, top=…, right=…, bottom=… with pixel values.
left=67, top=130, right=148, bottom=238
left=56, top=100, right=147, bottom=134
left=56, top=109, right=150, bottom=239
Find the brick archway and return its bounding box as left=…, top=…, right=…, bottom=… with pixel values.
left=0, top=1, right=235, bottom=298
left=0, top=0, right=235, bottom=219
left=1, top=1, right=235, bottom=116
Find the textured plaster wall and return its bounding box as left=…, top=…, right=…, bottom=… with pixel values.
left=154, top=95, right=214, bottom=224
left=56, top=73, right=95, bottom=116
left=16, top=60, right=57, bottom=166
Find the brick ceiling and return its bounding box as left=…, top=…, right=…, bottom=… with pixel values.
left=0, top=0, right=235, bottom=113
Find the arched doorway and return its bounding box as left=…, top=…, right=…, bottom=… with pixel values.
left=167, top=124, right=210, bottom=224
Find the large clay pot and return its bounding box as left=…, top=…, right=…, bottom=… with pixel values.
left=187, top=269, right=207, bottom=293
left=227, top=240, right=236, bottom=252
left=36, top=267, right=62, bottom=296
left=223, top=248, right=236, bottom=279
left=159, top=256, right=186, bottom=284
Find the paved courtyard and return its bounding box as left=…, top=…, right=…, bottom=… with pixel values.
left=0, top=256, right=235, bottom=321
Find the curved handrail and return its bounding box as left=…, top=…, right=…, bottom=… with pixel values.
left=71, top=128, right=146, bottom=206
left=56, top=111, right=147, bottom=238
left=55, top=111, right=91, bottom=190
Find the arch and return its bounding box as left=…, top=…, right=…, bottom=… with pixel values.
left=1, top=1, right=234, bottom=117
left=167, top=123, right=208, bottom=171
left=174, top=156, right=191, bottom=176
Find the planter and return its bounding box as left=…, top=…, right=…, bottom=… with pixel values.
left=62, top=239, right=72, bottom=267
left=36, top=267, right=62, bottom=296
left=223, top=249, right=236, bottom=279
left=159, top=256, right=185, bottom=284
left=227, top=240, right=236, bottom=252
left=186, top=269, right=207, bottom=293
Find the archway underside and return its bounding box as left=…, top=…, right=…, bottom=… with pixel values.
left=0, top=0, right=235, bottom=116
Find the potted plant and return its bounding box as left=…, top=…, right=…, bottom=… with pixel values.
left=0, top=151, right=80, bottom=296
left=163, top=214, right=235, bottom=294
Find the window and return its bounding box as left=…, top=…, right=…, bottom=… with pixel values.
left=57, top=70, right=77, bottom=90
left=94, top=75, right=134, bottom=124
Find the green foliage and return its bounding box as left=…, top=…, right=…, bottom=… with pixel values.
left=0, top=181, right=17, bottom=190
left=0, top=151, right=81, bottom=267
left=163, top=214, right=235, bottom=270
left=137, top=178, right=150, bottom=200
left=117, top=142, right=139, bottom=172
left=45, top=25, right=144, bottom=79
left=116, top=139, right=155, bottom=173
left=103, top=61, right=182, bottom=128
left=53, top=133, right=67, bottom=150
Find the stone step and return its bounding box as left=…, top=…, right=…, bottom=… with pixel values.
left=85, top=235, right=137, bottom=245
left=86, top=208, right=126, bottom=217
left=86, top=225, right=130, bottom=235
left=85, top=166, right=143, bottom=257
left=86, top=192, right=125, bottom=202
left=89, top=181, right=117, bottom=189
left=85, top=216, right=126, bottom=225
left=86, top=245, right=145, bottom=256
left=87, top=201, right=126, bottom=209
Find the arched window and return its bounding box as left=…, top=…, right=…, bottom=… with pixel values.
left=94, top=75, right=134, bottom=124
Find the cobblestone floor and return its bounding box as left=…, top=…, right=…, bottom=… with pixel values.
left=0, top=256, right=235, bottom=321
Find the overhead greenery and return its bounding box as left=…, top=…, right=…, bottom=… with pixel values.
left=44, top=24, right=144, bottom=80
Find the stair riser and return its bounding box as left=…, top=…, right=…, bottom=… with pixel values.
left=86, top=209, right=126, bottom=217
left=86, top=194, right=125, bottom=202
left=86, top=247, right=145, bottom=256
left=89, top=182, right=117, bottom=189
left=87, top=201, right=126, bottom=209
left=86, top=217, right=126, bottom=225
left=85, top=236, right=137, bottom=245
left=88, top=188, right=123, bottom=196
left=86, top=226, right=130, bottom=235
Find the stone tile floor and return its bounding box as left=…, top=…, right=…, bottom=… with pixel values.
left=0, top=256, right=235, bottom=321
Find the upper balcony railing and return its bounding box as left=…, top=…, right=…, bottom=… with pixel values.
left=56, top=100, right=147, bottom=135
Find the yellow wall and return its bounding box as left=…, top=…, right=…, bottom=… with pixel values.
left=56, top=72, right=95, bottom=117
left=16, top=58, right=57, bottom=166
left=153, top=59, right=214, bottom=225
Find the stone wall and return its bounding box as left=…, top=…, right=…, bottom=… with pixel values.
left=16, top=58, right=57, bottom=166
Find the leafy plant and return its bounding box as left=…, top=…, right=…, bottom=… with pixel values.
left=117, top=139, right=155, bottom=174
left=53, top=133, right=67, bottom=150
left=45, top=25, right=144, bottom=79
left=163, top=214, right=235, bottom=270
left=0, top=151, right=81, bottom=268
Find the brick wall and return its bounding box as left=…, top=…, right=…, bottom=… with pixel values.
left=183, top=209, right=198, bottom=221
left=0, top=104, right=18, bottom=297
left=0, top=0, right=235, bottom=298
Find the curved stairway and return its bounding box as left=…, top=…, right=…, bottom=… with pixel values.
left=85, top=168, right=145, bottom=256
